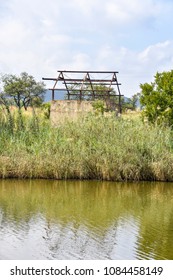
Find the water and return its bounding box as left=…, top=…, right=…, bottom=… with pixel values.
left=0, top=179, right=173, bottom=260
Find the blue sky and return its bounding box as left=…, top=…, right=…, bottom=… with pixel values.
left=0, top=0, right=173, bottom=97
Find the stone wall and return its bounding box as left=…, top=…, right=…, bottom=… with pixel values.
left=50, top=100, right=94, bottom=125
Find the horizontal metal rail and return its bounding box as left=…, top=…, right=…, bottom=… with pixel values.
left=49, top=88, right=123, bottom=94
left=57, top=70, right=119, bottom=74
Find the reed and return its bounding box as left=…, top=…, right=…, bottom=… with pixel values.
left=0, top=112, right=173, bottom=181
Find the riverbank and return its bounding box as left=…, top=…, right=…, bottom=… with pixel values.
left=0, top=113, right=173, bottom=181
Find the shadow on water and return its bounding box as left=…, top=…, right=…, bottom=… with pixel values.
left=0, top=179, right=173, bottom=260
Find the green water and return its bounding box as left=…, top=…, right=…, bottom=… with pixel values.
left=0, top=179, right=173, bottom=260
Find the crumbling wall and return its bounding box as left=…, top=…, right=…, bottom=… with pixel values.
left=50, top=100, right=94, bottom=125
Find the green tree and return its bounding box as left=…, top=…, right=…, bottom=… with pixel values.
left=123, top=93, right=140, bottom=111
left=0, top=72, right=46, bottom=130
left=140, top=70, right=173, bottom=125
left=1, top=72, right=46, bottom=111
left=130, top=93, right=140, bottom=110
left=65, top=84, right=116, bottom=101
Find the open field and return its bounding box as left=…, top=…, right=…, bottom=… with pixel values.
left=0, top=109, right=173, bottom=181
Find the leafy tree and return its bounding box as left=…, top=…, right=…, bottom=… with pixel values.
left=140, top=70, right=173, bottom=125
left=0, top=72, right=46, bottom=130
left=130, top=93, right=140, bottom=110
left=0, top=72, right=46, bottom=111
left=92, top=100, right=107, bottom=115
left=122, top=93, right=140, bottom=111
left=65, top=84, right=115, bottom=100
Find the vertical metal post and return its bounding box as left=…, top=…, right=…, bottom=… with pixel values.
left=118, top=87, right=122, bottom=114
left=114, top=73, right=122, bottom=114
left=52, top=89, right=55, bottom=101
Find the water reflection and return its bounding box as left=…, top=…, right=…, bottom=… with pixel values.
left=0, top=180, right=173, bottom=259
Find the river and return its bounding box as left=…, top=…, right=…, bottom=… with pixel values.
left=0, top=179, right=173, bottom=260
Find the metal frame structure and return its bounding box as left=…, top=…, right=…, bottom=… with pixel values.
left=43, top=70, right=123, bottom=113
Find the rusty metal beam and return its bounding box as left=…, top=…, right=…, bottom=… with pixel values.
left=63, top=93, right=122, bottom=97
left=57, top=70, right=119, bottom=74
left=42, top=78, right=57, bottom=81
left=58, top=71, right=70, bottom=99
left=56, top=78, right=119, bottom=82
left=63, top=82, right=121, bottom=86
left=49, top=88, right=123, bottom=94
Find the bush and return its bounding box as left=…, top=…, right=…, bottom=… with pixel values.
left=140, top=70, right=173, bottom=126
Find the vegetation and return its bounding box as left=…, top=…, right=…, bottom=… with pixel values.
left=1, top=70, right=173, bottom=181
left=140, top=70, right=173, bottom=125
left=124, top=93, right=140, bottom=111
left=41, top=102, right=51, bottom=119
left=0, top=107, right=173, bottom=181
left=64, top=84, right=115, bottom=101
left=0, top=72, right=46, bottom=132
left=92, top=100, right=107, bottom=115
left=0, top=72, right=46, bottom=111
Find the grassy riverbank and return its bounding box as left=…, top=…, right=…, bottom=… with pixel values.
left=0, top=112, right=173, bottom=181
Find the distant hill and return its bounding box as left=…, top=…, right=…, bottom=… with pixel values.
left=44, top=89, right=64, bottom=102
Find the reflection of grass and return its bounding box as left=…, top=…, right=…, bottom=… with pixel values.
left=0, top=180, right=129, bottom=226
left=0, top=180, right=173, bottom=225
left=136, top=195, right=173, bottom=260
left=0, top=114, right=173, bottom=181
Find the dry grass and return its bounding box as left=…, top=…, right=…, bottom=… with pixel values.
left=0, top=111, right=173, bottom=181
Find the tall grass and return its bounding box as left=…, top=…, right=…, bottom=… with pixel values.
left=0, top=110, right=173, bottom=181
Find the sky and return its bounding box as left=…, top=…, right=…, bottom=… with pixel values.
left=0, top=0, right=173, bottom=97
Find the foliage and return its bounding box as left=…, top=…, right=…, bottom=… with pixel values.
left=41, top=102, right=51, bottom=119
left=126, top=93, right=140, bottom=111
left=128, top=93, right=140, bottom=110
left=64, top=84, right=116, bottom=101
left=0, top=72, right=46, bottom=111
left=140, top=70, right=173, bottom=125
left=92, top=100, right=107, bottom=114
left=120, top=94, right=140, bottom=112
left=88, top=84, right=115, bottom=99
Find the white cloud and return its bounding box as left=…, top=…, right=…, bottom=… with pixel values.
left=138, top=41, right=172, bottom=63
left=93, top=40, right=173, bottom=96
left=0, top=0, right=173, bottom=96
left=0, top=20, right=30, bottom=47
left=105, top=0, right=163, bottom=24
left=67, top=53, right=91, bottom=70
left=69, top=0, right=100, bottom=16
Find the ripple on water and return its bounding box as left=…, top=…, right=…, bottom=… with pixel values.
left=135, top=222, right=169, bottom=260
left=0, top=214, right=51, bottom=259
left=0, top=213, right=166, bottom=260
